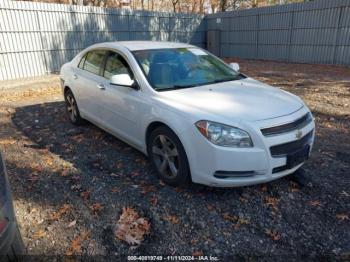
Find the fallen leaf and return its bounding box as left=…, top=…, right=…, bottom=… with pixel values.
left=90, top=203, right=103, bottom=215
left=33, top=229, right=46, bottom=239
left=191, top=239, right=198, bottom=245
left=265, top=197, right=279, bottom=210
left=336, top=213, right=349, bottom=221
left=44, top=156, right=54, bottom=166
left=265, top=229, right=281, bottom=241
left=237, top=218, right=250, bottom=225
left=223, top=213, right=238, bottom=222
left=115, top=207, right=150, bottom=246
left=309, top=200, right=321, bottom=207
left=50, top=204, right=71, bottom=221
left=163, top=215, right=180, bottom=224
left=66, top=236, right=82, bottom=256
left=111, top=187, right=120, bottom=193
left=0, top=138, right=16, bottom=145
left=66, top=231, right=91, bottom=256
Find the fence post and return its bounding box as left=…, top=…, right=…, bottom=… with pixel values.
left=287, top=9, right=295, bottom=62
left=256, top=13, right=259, bottom=59
left=168, top=13, right=171, bottom=42
left=127, top=10, right=131, bottom=41
left=332, top=6, right=343, bottom=65
left=36, top=9, right=48, bottom=74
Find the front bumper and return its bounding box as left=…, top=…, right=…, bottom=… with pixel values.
left=182, top=107, right=315, bottom=187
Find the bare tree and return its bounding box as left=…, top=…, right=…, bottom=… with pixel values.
left=172, top=0, right=180, bottom=12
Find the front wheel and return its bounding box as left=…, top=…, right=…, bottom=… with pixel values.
left=147, top=126, right=191, bottom=187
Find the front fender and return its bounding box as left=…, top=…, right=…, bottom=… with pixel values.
left=141, top=105, right=194, bottom=155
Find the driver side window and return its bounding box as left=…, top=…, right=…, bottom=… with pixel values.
left=103, top=52, right=133, bottom=80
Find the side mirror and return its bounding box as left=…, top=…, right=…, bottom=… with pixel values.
left=229, top=63, right=240, bottom=72
left=110, top=74, right=138, bottom=89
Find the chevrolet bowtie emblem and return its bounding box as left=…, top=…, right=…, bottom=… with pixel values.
left=295, top=130, right=303, bottom=139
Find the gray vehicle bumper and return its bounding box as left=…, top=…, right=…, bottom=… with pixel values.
left=0, top=152, right=24, bottom=259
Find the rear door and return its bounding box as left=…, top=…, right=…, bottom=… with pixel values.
left=73, top=50, right=107, bottom=121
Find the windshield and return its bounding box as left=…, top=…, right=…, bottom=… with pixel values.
left=132, top=48, right=245, bottom=91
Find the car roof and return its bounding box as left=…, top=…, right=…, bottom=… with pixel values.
left=90, top=41, right=196, bottom=51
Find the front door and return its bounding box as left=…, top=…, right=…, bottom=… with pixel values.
left=96, top=51, right=145, bottom=148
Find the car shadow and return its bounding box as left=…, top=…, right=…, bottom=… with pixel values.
left=11, top=101, right=265, bottom=196
left=11, top=100, right=350, bottom=195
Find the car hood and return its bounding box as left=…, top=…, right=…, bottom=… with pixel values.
left=157, top=78, right=304, bottom=122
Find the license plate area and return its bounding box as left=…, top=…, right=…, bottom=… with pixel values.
left=287, top=145, right=310, bottom=169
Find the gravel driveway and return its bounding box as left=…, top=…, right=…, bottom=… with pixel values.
left=0, top=60, right=349, bottom=260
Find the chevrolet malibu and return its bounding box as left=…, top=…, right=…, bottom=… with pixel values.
left=60, top=41, right=315, bottom=187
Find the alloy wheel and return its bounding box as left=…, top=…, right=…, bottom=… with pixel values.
left=152, top=134, right=179, bottom=178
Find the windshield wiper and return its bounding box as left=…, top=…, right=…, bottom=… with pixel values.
left=156, top=84, right=197, bottom=92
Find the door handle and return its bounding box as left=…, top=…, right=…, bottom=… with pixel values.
left=97, top=83, right=105, bottom=90
left=73, top=74, right=78, bottom=80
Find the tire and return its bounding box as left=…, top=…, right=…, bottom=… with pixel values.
left=64, top=89, right=85, bottom=125
left=147, top=126, right=191, bottom=187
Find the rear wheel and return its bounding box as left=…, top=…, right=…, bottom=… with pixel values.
left=148, top=126, right=191, bottom=187
left=64, top=89, right=84, bottom=125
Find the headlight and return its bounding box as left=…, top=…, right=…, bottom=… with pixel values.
left=195, top=120, right=253, bottom=147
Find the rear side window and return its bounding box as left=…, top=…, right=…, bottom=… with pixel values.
left=83, top=50, right=106, bottom=75
left=78, top=54, right=87, bottom=69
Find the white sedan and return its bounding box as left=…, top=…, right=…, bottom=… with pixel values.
left=60, top=41, right=315, bottom=187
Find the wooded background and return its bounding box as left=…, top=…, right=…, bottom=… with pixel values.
left=18, top=0, right=312, bottom=13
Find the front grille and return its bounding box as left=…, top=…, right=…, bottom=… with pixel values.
left=261, top=113, right=312, bottom=136
left=270, top=130, right=313, bottom=157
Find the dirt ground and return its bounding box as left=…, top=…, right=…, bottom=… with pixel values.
left=0, top=59, right=349, bottom=259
